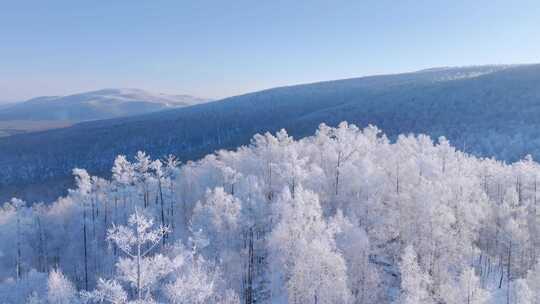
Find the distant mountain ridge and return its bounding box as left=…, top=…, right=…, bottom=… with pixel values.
left=0, top=88, right=207, bottom=122
left=1, top=64, right=540, bottom=202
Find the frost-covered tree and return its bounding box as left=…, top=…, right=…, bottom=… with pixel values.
left=71, top=168, right=93, bottom=290
left=164, top=242, right=240, bottom=304
left=165, top=253, right=216, bottom=304
left=526, top=261, right=540, bottom=303
left=191, top=187, right=241, bottom=259
left=331, top=211, right=381, bottom=304
left=47, top=269, right=78, bottom=304
left=220, top=289, right=241, bottom=304
left=399, top=245, right=433, bottom=304
left=509, top=278, right=532, bottom=304
left=82, top=278, right=128, bottom=304
left=106, top=210, right=170, bottom=302
left=270, top=188, right=350, bottom=304
left=441, top=268, right=489, bottom=304
left=10, top=198, right=27, bottom=282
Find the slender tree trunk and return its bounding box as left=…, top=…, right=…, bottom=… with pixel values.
left=245, top=227, right=254, bottom=304
left=92, top=195, right=98, bottom=278
left=16, top=211, right=21, bottom=281
left=36, top=215, right=47, bottom=272
left=83, top=204, right=89, bottom=290
left=335, top=151, right=341, bottom=196
left=159, top=179, right=166, bottom=245
left=169, top=180, right=175, bottom=234
left=498, top=253, right=504, bottom=289
left=113, top=197, right=118, bottom=258
left=104, top=197, right=109, bottom=238
left=144, top=182, right=149, bottom=208
left=506, top=242, right=512, bottom=304
left=396, top=162, right=400, bottom=195
left=137, top=231, right=142, bottom=301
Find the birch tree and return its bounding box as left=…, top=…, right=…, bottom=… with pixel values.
left=106, top=210, right=169, bottom=302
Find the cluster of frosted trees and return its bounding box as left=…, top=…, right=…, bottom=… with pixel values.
left=2, top=121, right=540, bottom=303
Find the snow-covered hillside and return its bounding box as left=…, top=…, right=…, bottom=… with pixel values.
left=1, top=123, right=539, bottom=303
left=1, top=64, right=540, bottom=203
left=0, top=88, right=207, bottom=122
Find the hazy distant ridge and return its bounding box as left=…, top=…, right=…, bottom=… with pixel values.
left=0, top=88, right=207, bottom=122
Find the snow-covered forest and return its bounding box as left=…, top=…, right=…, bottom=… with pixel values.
left=4, top=64, right=540, bottom=205
left=2, top=122, right=540, bottom=303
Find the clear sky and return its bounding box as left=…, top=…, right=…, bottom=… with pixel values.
left=1, top=0, right=539, bottom=102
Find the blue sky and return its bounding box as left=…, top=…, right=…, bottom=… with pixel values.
left=1, top=0, right=539, bottom=101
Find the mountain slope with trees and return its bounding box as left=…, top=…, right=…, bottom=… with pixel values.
left=1, top=64, right=540, bottom=202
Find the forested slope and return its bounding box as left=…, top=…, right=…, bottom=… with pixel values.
left=2, top=64, right=540, bottom=202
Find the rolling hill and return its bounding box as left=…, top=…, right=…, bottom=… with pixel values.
left=1, top=64, right=540, bottom=202
left=0, top=88, right=207, bottom=136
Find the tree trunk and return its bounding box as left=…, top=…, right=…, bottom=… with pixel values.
left=335, top=152, right=341, bottom=196
left=16, top=211, right=21, bottom=281
left=506, top=242, right=512, bottom=304
left=159, top=179, right=166, bottom=245
left=137, top=229, right=142, bottom=301
left=83, top=204, right=89, bottom=290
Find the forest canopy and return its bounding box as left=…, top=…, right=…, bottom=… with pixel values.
left=1, top=122, right=540, bottom=303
